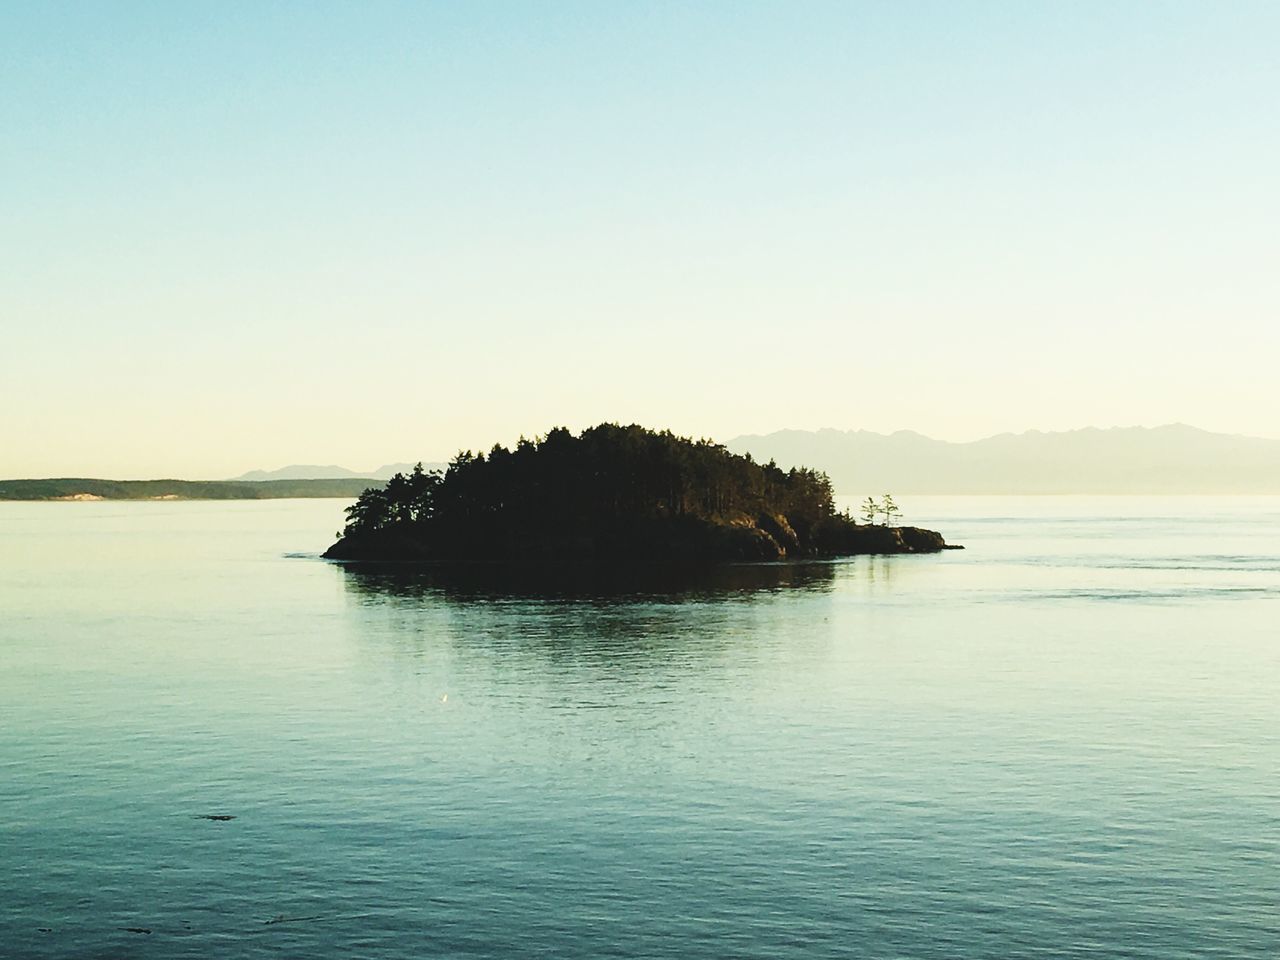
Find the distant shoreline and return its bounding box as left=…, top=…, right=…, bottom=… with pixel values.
left=0, top=478, right=378, bottom=501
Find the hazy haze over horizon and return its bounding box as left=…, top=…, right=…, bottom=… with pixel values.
left=11, top=423, right=1279, bottom=492
left=4, top=2, right=1278, bottom=477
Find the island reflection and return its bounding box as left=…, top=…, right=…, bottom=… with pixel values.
left=335, top=560, right=843, bottom=672
left=336, top=559, right=838, bottom=605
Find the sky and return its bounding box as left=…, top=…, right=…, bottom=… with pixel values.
left=3, top=1, right=1278, bottom=478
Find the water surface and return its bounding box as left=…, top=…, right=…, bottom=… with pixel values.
left=2, top=497, right=1277, bottom=958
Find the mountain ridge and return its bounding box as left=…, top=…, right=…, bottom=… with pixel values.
left=224, top=425, right=1280, bottom=495
left=231, top=462, right=443, bottom=482
left=725, top=424, right=1280, bottom=494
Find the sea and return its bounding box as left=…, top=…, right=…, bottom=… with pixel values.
left=1, top=496, right=1277, bottom=959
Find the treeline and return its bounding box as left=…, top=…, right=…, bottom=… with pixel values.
left=0, top=478, right=378, bottom=501
left=331, top=423, right=861, bottom=562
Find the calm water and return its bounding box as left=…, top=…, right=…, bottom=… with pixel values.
left=2, top=497, right=1278, bottom=958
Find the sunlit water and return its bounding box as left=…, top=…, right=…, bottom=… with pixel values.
left=2, top=497, right=1277, bottom=958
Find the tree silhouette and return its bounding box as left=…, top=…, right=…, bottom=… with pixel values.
left=879, top=494, right=900, bottom=527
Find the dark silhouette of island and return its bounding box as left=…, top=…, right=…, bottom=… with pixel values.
left=324, top=424, right=957, bottom=565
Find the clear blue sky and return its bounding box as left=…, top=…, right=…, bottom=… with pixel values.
left=4, top=2, right=1278, bottom=477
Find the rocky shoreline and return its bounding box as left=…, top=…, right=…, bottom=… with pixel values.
left=323, top=514, right=961, bottom=566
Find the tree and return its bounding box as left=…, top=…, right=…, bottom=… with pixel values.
left=879, top=494, right=900, bottom=527
left=860, top=496, right=879, bottom=524
left=343, top=486, right=390, bottom=533
left=405, top=462, right=442, bottom=523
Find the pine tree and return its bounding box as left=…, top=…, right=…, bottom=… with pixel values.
left=879, top=494, right=900, bottom=527
left=860, top=496, right=879, bottom=524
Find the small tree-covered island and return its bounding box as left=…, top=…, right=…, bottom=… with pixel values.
left=323, top=424, right=961, bottom=565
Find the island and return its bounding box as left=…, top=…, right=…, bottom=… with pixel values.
left=324, top=424, right=960, bottom=565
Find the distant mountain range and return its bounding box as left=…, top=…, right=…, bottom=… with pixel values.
left=726, top=425, right=1280, bottom=494
left=230, top=425, right=1280, bottom=495
left=231, top=462, right=443, bottom=482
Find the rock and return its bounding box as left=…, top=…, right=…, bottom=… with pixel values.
left=756, top=512, right=801, bottom=555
